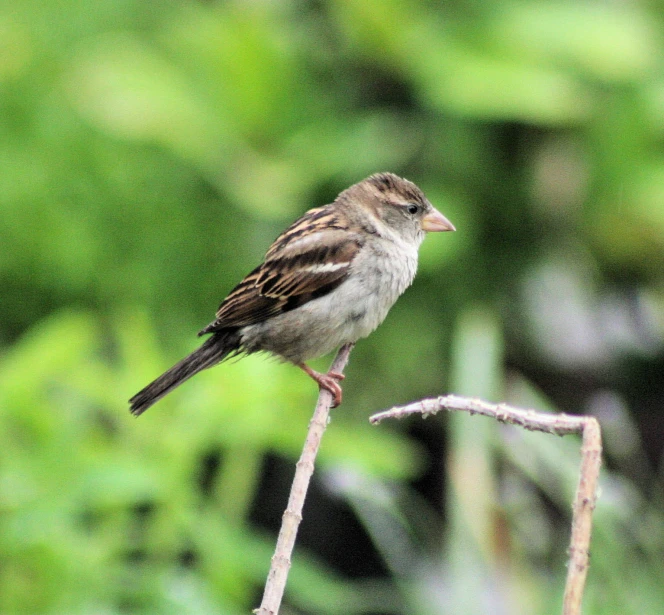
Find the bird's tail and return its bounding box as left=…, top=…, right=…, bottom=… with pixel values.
left=129, top=331, right=241, bottom=416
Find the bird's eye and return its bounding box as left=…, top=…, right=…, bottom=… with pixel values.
left=406, top=203, right=420, bottom=215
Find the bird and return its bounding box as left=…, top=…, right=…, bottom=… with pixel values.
left=129, top=172, right=455, bottom=416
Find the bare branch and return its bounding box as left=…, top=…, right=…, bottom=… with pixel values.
left=255, top=343, right=355, bottom=615
left=563, top=417, right=601, bottom=615
left=370, top=394, right=602, bottom=615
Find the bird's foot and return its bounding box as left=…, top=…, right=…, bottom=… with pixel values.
left=299, top=364, right=346, bottom=408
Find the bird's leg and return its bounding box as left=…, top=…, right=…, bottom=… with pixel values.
left=298, top=363, right=346, bottom=408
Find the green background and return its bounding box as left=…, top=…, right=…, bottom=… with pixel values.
left=2, top=1, right=664, bottom=613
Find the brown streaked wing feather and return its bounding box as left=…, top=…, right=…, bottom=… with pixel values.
left=199, top=207, right=363, bottom=334
left=264, top=206, right=339, bottom=258
left=257, top=236, right=360, bottom=298
left=198, top=268, right=283, bottom=334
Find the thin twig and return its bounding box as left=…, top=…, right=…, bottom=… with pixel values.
left=255, top=343, right=355, bottom=615
left=563, top=417, right=601, bottom=615
left=370, top=394, right=602, bottom=615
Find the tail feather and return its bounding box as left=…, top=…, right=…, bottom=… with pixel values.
left=129, top=331, right=241, bottom=416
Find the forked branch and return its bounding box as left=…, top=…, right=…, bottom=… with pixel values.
left=370, top=394, right=602, bottom=615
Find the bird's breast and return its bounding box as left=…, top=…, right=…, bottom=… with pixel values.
left=342, top=240, right=418, bottom=336
left=239, top=239, right=418, bottom=364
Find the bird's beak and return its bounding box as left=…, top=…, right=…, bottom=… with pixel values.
left=421, top=208, right=456, bottom=232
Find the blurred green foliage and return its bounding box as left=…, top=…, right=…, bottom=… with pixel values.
left=2, top=0, right=664, bottom=614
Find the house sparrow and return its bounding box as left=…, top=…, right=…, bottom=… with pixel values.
left=129, top=172, right=455, bottom=416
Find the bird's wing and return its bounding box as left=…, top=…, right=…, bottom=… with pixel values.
left=199, top=207, right=363, bottom=334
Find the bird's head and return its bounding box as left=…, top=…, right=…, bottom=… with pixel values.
left=341, top=172, right=455, bottom=245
